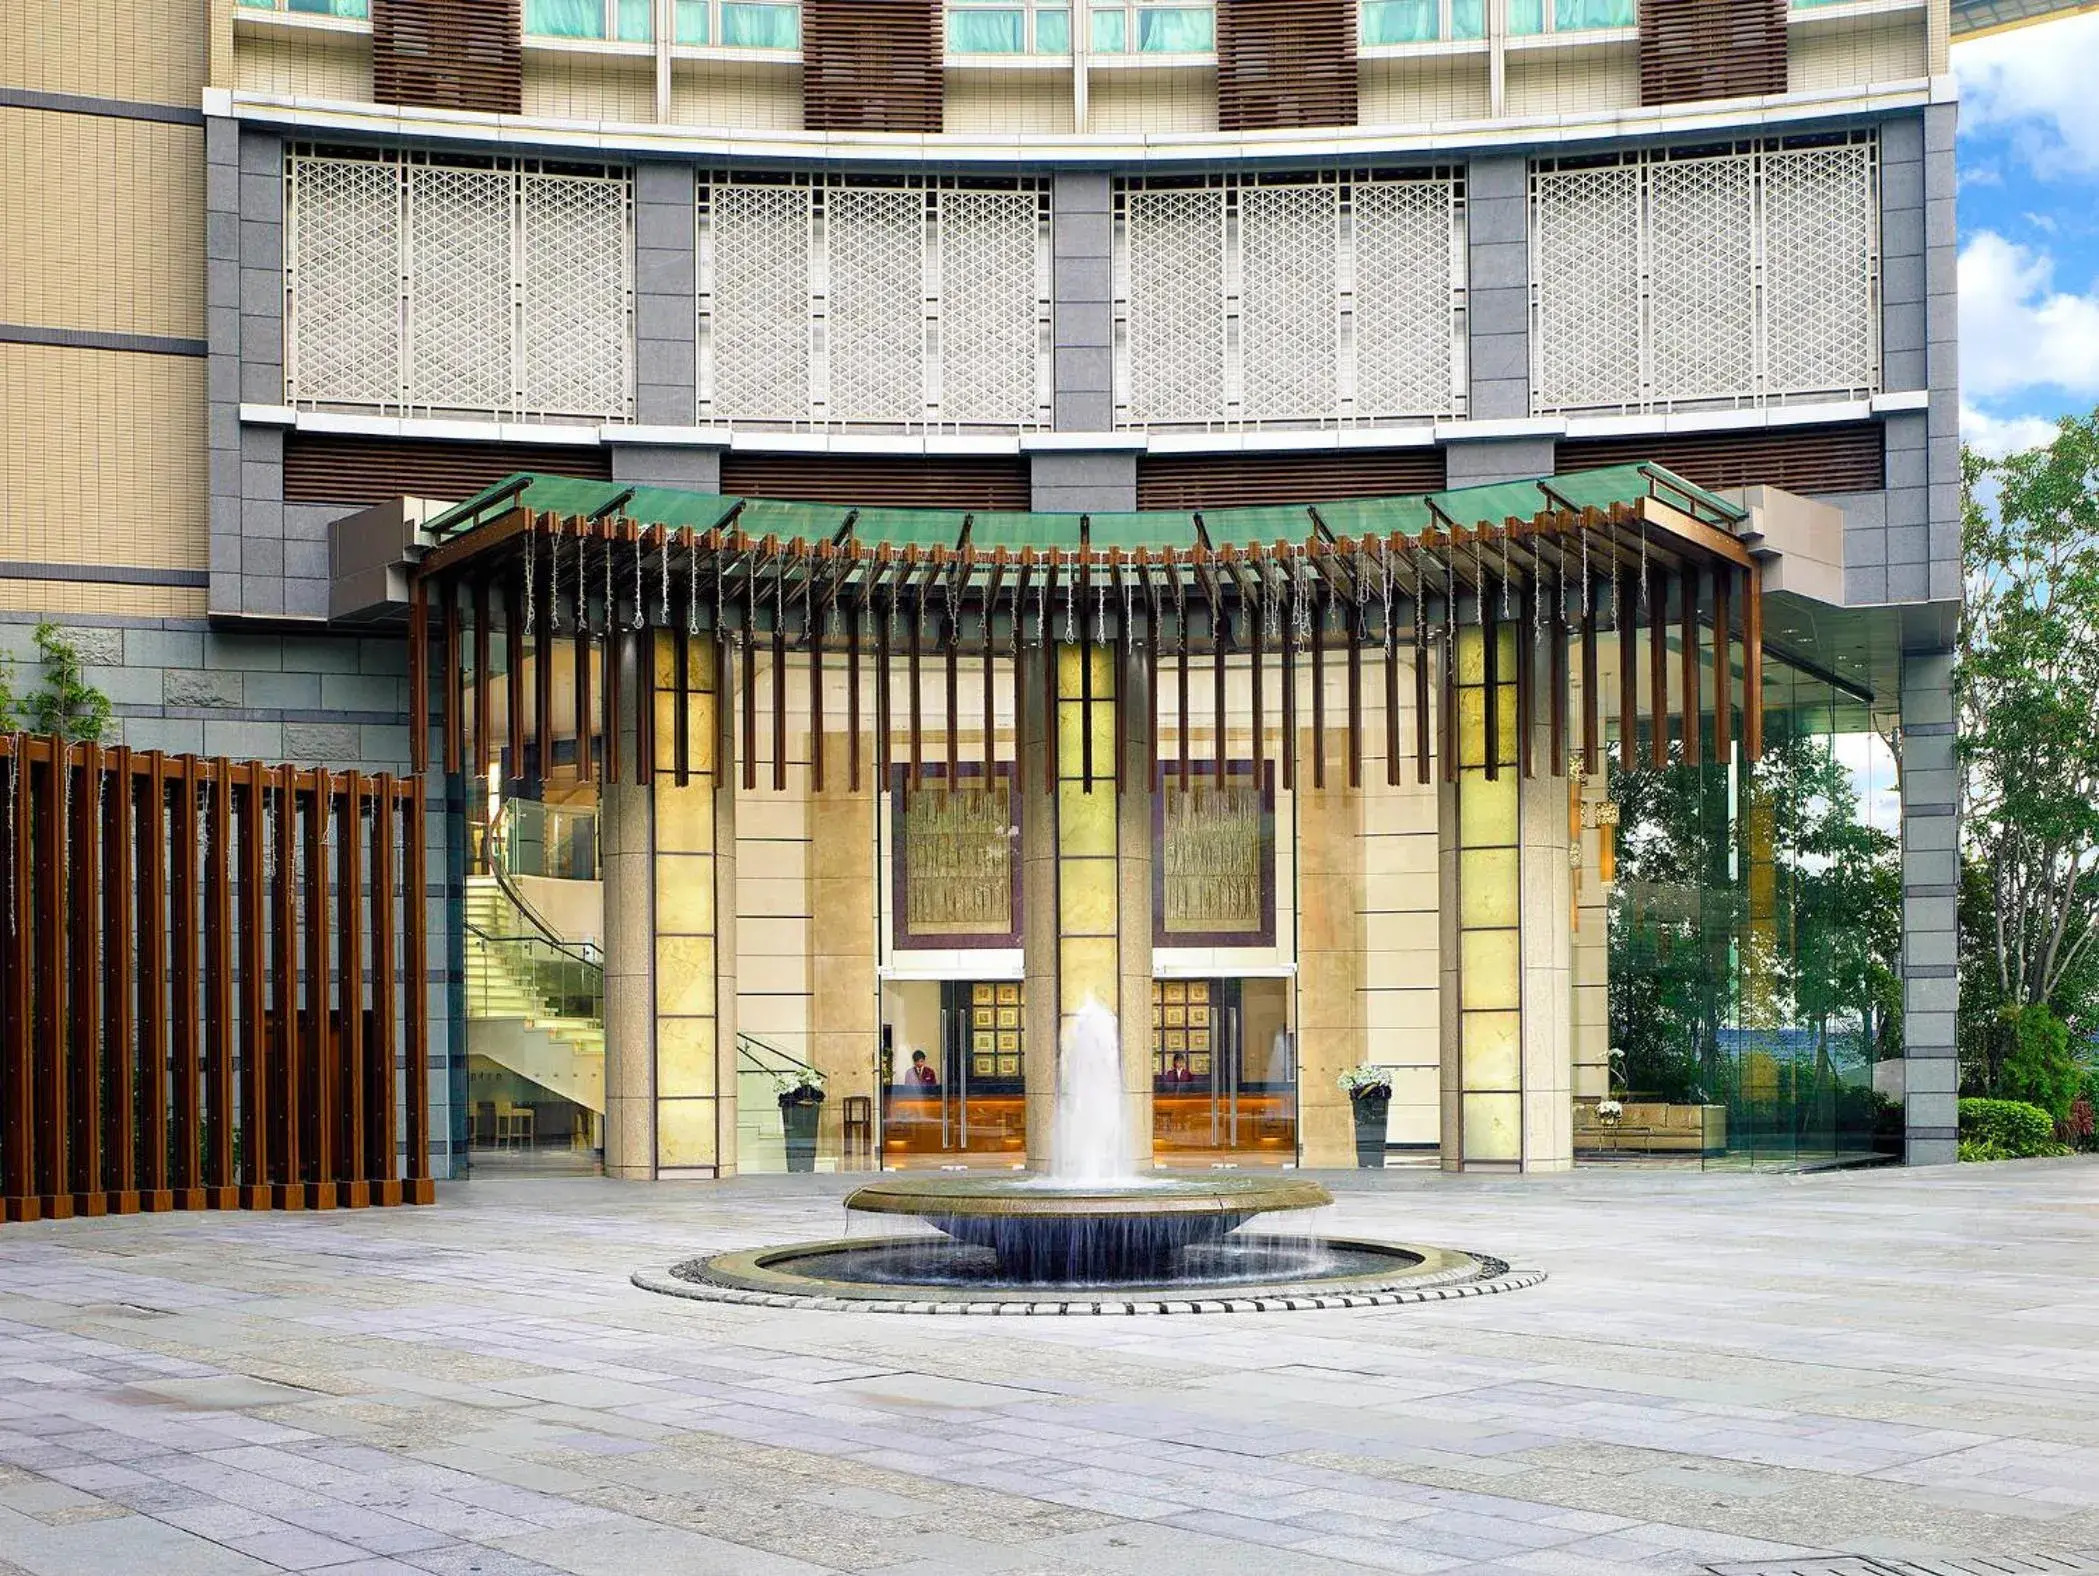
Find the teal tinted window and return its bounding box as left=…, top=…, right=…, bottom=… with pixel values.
left=286, top=0, right=370, bottom=15
left=950, top=6, right=1027, bottom=50
left=527, top=0, right=605, bottom=36
left=1136, top=5, right=1210, bottom=50
left=722, top=1, right=800, bottom=45
left=1451, top=0, right=1484, bottom=37
left=1091, top=7, right=1126, bottom=48
left=1508, top=0, right=1544, bottom=33
left=1361, top=0, right=1436, bottom=42
left=675, top=0, right=709, bottom=40
left=1037, top=6, right=1070, bottom=49
left=1555, top=0, right=1633, bottom=24
left=617, top=0, right=652, bottom=39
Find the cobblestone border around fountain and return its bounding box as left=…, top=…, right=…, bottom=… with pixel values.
left=631, top=1251, right=1546, bottom=1315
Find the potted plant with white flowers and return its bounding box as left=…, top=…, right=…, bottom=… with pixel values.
left=1338, top=1065, right=1394, bottom=1169
left=773, top=1065, right=828, bottom=1173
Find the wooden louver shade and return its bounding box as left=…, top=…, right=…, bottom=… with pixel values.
left=719, top=454, right=1031, bottom=511
left=1557, top=423, right=1885, bottom=497
left=1137, top=448, right=1446, bottom=512
left=284, top=435, right=612, bottom=507
left=1638, top=0, right=1788, bottom=107
left=1216, top=0, right=1359, bottom=132
left=802, top=0, right=943, bottom=132
left=371, top=0, right=524, bottom=116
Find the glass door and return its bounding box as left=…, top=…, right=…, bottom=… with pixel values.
left=881, top=980, right=1027, bottom=1167
left=1152, top=978, right=1297, bottom=1165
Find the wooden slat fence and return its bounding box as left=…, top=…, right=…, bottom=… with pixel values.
left=0, top=735, right=432, bottom=1222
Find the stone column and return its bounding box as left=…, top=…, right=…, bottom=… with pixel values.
left=809, top=711, right=878, bottom=1165
left=1899, top=649, right=1959, bottom=1165
left=1019, top=644, right=1061, bottom=1164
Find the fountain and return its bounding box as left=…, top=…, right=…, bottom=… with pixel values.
left=636, top=999, right=1540, bottom=1314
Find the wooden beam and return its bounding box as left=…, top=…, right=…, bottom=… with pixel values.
left=340, top=776, right=368, bottom=1208
left=238, top=760, right=268, bottom=1207
left=1681, top=567, right=1702, bottom=767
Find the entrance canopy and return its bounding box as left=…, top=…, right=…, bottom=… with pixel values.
left=411, top=462, right=1765, bottom=795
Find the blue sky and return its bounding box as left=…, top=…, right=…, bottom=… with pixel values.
left=1952, top=14, right=2099, bottom=455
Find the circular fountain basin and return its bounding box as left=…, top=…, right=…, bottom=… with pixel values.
left=846, top=1174, right=1333, bottom=1279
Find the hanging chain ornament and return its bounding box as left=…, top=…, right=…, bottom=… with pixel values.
left=524, top=517, right=536, bottom=633
left=658, top=530, right=670, bottom=627
left=686, top=543, right=700, bottom=637
left=2, top=749, right=13, bottom=934
left=576, top=525, right=588, bottom=634
left=944, top=570, right=958, bottom=650
left=1580, top=524, right=1592, bottom=622
left=1501, top=528, right=1513, bottom=619
left=632, top=529, right=645, bottom=630
left=549, top=523, right=562, bottom=634
left=1035, top=572, right=1047, bottom=648
left=1604, top=520, right=1620, bottom=633
left=1062, top=559, right=1076, bottom=644
left=1095, top=576, right=1106, bottom=645
left=601, top=524, right=613, bottom=635
left=1122, top=566, right=1136, bottom=651
left=1381, top=540, right=1395, bottom=651
left=1639, top=526, right=1650, bottom=617
left=1474, top=537, right=1487, bottom=625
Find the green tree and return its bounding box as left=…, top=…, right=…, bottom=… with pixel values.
left=25, top=622, right=109, bottom=742
left=1997, top=1002, right=2081, bottom=1123
left=1958, top=416, right=2099, bottom=1072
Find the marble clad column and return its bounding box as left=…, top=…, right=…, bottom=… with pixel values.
left=650, top=633, right=739, bottom=1177
left=807, top=709, right=878, bottom=1165
left=1020, top=645, right=1060, bottom=1165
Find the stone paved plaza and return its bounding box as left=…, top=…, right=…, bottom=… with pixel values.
left=1, top=1160, right=2095, bottom=1576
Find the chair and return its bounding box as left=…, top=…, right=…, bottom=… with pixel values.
left=496, top=1101, right=535, bottom=1151
left=841, top=1095, right=874, bottom=1166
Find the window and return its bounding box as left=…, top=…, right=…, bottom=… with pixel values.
left=699, top=176, right=1052, bottom=430
left=526, top=0, right=652, bottom=41
left=672, top=0, right=802, bottom=46
left=1114, top=171, right=1468, bottom=430
left=1089, top=5, right=1213, bottom=52
left=1508, top=0, right=1635, bottom=33
left=1360, top=0, right=1484, bottom=42
left=287, top=151, right=635, bottom=422
left=1530, top=135, right=1881, bottom=415
left=236, top=0, right=370, bottom=18
left=948, top=1, right=1071, bottom=53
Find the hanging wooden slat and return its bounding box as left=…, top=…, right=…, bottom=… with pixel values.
left=1214, top=596, right=1230, bottom=788
left=1516, top=578, right=1536, bottom=780
left=171, top=760, right=201, bottom=1209
left=1043, top=567, right=1061, bottom=798
left=742, top=564, right=758, bottom=794
left=403, top=776, right=434, bottom=1205
left=505, top=577, right=525, bottom=782
left=1618, top=566, right=1638, bottom=774
left=1482, top=573, right=1500, bottom=784
left=605, top=623, right=625, bottom=788
left=337, top=778, right=367, bottom=1209
left=945, top=588, right=960, bottom=788
left=1549, top=571, right=1568, bottom=776
left=1414, top=582, right=1432, bottom=787
left=535, top=527, right=555, bottom=788
left=1145, top=584, right=1161, bottom=795
left=1649, top=564, right=1670, bottom=770
left=37, top=745, right=68, bottom=1214
left=410, top=579, right=430, bottom=776
left=674, top=624, right=693, bottom=788
left=1681, top=567, right=1702, bottom=767
left=1345, top=600, right=1363, bottom=791
left=1080, top=560, right=1096, bottom=794
left=1177, top=582, right=1192, bottom=794
left=1384, top=595, right=1401, bottom=789
left=105, top=748, right=138, bottom=1212
left=238, top=761, right=268, bottom=1207
left=636, top=621, right=656, bottom=789
left=575, top=536, right=595, bottom=787
left=773, top=563, right=789, bottom=795
left=812, top=566, right=827, bottom=794
left=441, top=581, right=463, bottom=777
left=472, top=576, right=491, bottom=777
left=1249, top=586, right=1267, bottom=790
left=1745, top=564, right=1765, bottom=765
left=1310, top=583, right=1328, bottom=790
left=303, top=774, right=335, bottom=1211
left=849, top=600, right=864, bottom=793
left=272, top=763, right=301, bottom=1209
left=1713, top=570, right=1733, bottom=763
left=1440, top=612, right=1459, bottom=786
left=1280, top=562, right=1298, bottom=793
left=909, top=563, right=926, bottom=794
left=875, top=568, right=894, bottom=794
left=1581, top=574, right=1600, bottom=778
left=371, top=775, right=401, bottom=1205
left=206, top=765, right=236, bottom=1208
left=68, top=748, right=102, bottom=1212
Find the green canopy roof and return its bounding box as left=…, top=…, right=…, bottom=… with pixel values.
left=424, top=461, right=1745, bottom=551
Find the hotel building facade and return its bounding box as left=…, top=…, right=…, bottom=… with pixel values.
left=3, top=0, right=1964, bottom=1178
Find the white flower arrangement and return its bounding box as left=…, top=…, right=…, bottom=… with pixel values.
left=1337, top=1064, right=1393, bottom=1100
left=1596, top=1097, right=1624, bottom=1126
left=772, top=1065, right=828, bottom=1104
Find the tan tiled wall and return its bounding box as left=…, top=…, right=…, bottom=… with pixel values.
left=1505, top=45, right=1639, bottom=118
left=1790, top=13, right=1928, bottom=92
left=233, top=28, right=372, bottom=100
left=1, top=0, right=207, bottom=105
left=1359, top=55, right=1490, bottom=126
left=1087, top=67, right=1216, bottom=133
left=948, top=69, right=1076, bottom=135
left=669, top=62, right=802, bottom=129
left=0, top=345, right=207, bottom=574
left=1, top=108, right=204, bottom=341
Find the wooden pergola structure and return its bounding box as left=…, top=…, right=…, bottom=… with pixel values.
left=410, top=462, right=1766, bottom=798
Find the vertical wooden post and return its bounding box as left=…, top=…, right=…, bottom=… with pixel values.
left=171, top=758, right=202, bottom=1209
left=340, top=775, right=368, bottom=1208
left=410, top=579, right=430, bottom=776
left=69, top=745, right=103, bottom=1213
left=3, top=739, right=33, bottom=1219
left=1279, top=569, right=1297, bottom=793
left=238, top=761, right=269, bottom=1208
left=1681, top=567, right=1702, bottom=767
left=371, top=777, right=401, bottom=1204
left=206, top=764, right=237, bottom=1207
left=1309, top=583, right=1326, bottom=791
left=1713, top=569, right=1733, bottom=763
left=605, top=624, right=625, bottom=788
left=575, top=538, right=595, bottom=786
left=636, top=618, right=656, bottom=787
left=140, top=753, right=171, bottom=1210
left=1344, top=602, right=1361, bottom=791
left=1215, top=599, right=1231, bottom=788
left=1482, top=574, right=1500, bottom=784
left=849, top=599, right=865, bottom=793
left=909, top=574, right=925, bottom=795
left=1744, top=563, right=1765, bottom=765
left=1384, top=608, right=1401, bottom=790
left=812, top=570, right=827, bottom=793
left=1618, top=566, right=1638, bottom=774
left=1581, top=570, right=1600, bottom=778
left=1516, top=578, right=1535, bottom=780
left=272, top=763, right=303, bottom=1209
left=1648, top=564, right=1669, bottom=770
left=443, top=580, right=464, bottom=778
left=1249, top=589, right=1266, bottom=790
left=36, top=743, right=70, bottom=1216
left=1549, top=571, right=1567, bottom=776
left=534, top=529, right=555, bottom=787
left=473, top=576, right=492, bottom=778
left=403, top=778, right=434, bottom=1205
left=506, top=577, right=526, bottom=784
left=1414, top=591, right=1431, bottom=787
left=775, top=575, right=790, bottom=795
left=304, top=770, right=335, bottom=1210
left=106, top=747, right=138, bottom=1213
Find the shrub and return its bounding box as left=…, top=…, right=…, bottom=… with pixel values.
left=2069, top=1096, right=2096, bottom=1153
left=1958, top=1097, right=2069, bottom=1161
left=1997, top=1004, right=2080, bottom=1121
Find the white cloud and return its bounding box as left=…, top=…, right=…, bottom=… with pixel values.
left=1958, top=230, right=2099, bottom=401
left=1961, top=401, right=2060, bottom=458
left=1955, top=13, right=2099, bottom=176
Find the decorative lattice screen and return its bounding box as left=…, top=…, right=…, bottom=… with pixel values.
left=1531, top=136, right=1879, bottom=416
left=289, top=152, right=633, bottom=422
left=1118, top=172, right=1465, bottom=431
left=700, top=177, right=1049, bottom=430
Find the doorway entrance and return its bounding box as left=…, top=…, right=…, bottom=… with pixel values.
left=880, top=980, right=1028, bottom=1168
left=1151, top=978, right=1297, bottom=1166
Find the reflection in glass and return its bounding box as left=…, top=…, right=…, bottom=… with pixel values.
left=1361, top=0, right=1437, bottom=42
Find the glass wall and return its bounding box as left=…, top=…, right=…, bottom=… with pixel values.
left=1590, top=641, right=1901, bottom=1170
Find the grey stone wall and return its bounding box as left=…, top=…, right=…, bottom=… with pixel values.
left=634, top=163, right=698, bottom=427
left=1031, top=451, right=1137, bottom=513
left=1465, top=155, right=1529, bottom=424
left=1899, top=649, right=1959, bottom=1166
left=1051, top=173, right=1114, bottom=433
left=1445, top=436, right=1554, bottom=490
left=1923, top=104, right=1961, bottom=606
